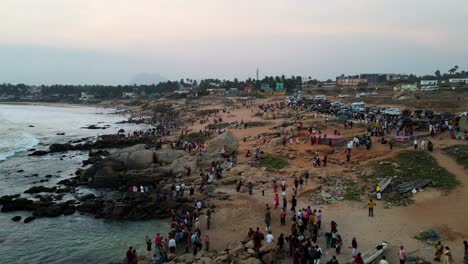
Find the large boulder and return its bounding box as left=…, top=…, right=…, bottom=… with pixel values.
left=154, top=149, right=185, bottom=164
left=24, top=186, right=56, bottom=194
left=160, top=156, right=198, bottom=177
left=109, top=144, right=147, bottom=165
left=127, top=150, right=154, bottom=170
left=91, top=166, right=120, bottom=188
left=82, top=159, right=126, bottom=188
left=460, top=116, right=468, bottom=132
left=205, top=131, right=239, bottom=154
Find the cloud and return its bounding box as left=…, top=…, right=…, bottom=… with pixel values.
left=0, top=0, right=467, bottom=83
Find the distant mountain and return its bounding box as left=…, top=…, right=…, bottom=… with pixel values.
left=129, top=73, right=167, bottom=85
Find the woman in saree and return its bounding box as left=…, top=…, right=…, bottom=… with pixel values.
left=435, top=241, right=443, bottom=261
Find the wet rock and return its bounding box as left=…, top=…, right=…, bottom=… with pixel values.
left=1, top=198, right=35, bottom=212
left=24, top=216, right=36, bottom=223
left=11, top=216, right=22, bottom=222
left=24, top=186, right=56, bottom=194
left=49, top=143, right=72, bottom=152
left=28, top=150, right=49, bottom=156
left=79, top=193, right=96, bottom=201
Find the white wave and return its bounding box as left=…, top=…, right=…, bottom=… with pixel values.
left=0, top=126, right=39, bottom=161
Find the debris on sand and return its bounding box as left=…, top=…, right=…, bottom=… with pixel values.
left=309, top=175, right=361, bottom=204
left=415, top=230, right=440, bottom=241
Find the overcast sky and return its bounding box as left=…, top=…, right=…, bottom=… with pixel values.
left=1, top=0, right=467, bottom=85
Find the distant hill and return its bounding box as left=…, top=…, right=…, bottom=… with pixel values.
left=129, top=73, right=167, bottom=85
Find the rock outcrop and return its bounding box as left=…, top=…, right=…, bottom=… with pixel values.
left=205, top=131, right=239, bottom=154
left=460, top=116, right=468, bottom=132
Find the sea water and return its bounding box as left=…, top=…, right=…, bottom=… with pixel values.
left=0, top=104, right=168, bottom=264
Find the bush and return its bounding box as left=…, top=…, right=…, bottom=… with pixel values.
left=259, top=154, right=289, bottom=171
left=370, top=151, right=458, bottom=190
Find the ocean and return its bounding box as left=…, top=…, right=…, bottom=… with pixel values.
left=0, top=104, right=167, bottom=264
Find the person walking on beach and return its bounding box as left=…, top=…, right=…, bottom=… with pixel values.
left=317, top=210, right=322, bottom=229
left=204, top=235, right=210, bottom=251
left=443, top=246, right=453, bottom=264
left=280, top=209, right=286, bottom=226
left=274, top=193, right=279, bottom=209
left=291, top=195, right=297, bottom=212
left=352, top=237, right=358, bottom=257
left=367, top=199, right=376, bottom=217
left=399, top=246, right=407, bottom=264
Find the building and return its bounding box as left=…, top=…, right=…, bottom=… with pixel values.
left=420, top=80, right=438, bottom=86
left=207, top=88, right=226, bottom=96
left=242, top=85, right=254, bottom=94
left=360, top=74, right=387, bottom=83
left=336, top=77, right=368, bottom=86
left=449, top=78, right=468, bottom=84
left=386, top=74, right=409, bottom=81
left=395, top=84, right=418, bottom=91
left=275, top=83, right=285, bottom=92
left=122, top=92, right=138, bottom=99
left=79, top=92, right=95, bottom=101
left=321, top=82, right=337, bottom=88
left=227, top=88, right=239, bottom=96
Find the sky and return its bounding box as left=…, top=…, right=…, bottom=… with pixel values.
left=0, top=0, right=467, bottom=85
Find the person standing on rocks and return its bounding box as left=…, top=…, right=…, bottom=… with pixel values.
left=367, top=199, right=376, bottom=217
left=126, top=246, right=134, bottom=264
left=248, top=182, right=253, bottom=195
left=145, top=236, right=152, bottom=258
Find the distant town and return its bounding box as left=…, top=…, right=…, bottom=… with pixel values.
left=1, top=67, right=467, bottom=103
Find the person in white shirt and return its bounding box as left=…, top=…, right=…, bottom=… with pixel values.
left=168, top=238, right=176, bottom=253
left=379, top=256, right=389, bottom=264
left=196, top=200, right=202, bottom=210
left=265, top=231, right=274, bottom=243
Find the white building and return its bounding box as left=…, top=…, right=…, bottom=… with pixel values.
left=449, top=78, right=468, bottom=84
left=122, top=92, right=138, bottom=98
left=420, top=80, right=438, bottom=86
left=79, top=92, right=95, bottom=101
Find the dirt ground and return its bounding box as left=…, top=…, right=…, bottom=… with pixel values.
left=179, top=96, right=468, bottom=263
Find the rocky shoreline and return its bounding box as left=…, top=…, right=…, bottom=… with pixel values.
left=1, top=130, right=239, bottom=224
